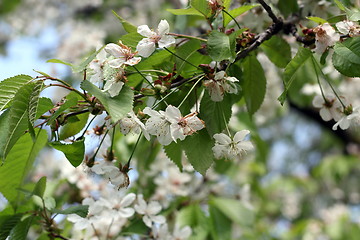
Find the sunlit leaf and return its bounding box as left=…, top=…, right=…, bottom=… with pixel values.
left=53, top=205, right=89, bottom=218
left=28, top=81, right=44, bottom=125
left=49, top=138, right=85, bottom=167
left=332, top=37, right=360, bottom=77
left=191, top=0, right=211, bottom=17
left=223, top=4, right=260, bottom=27
left=306, top=16, right=327, bottom=24
left=167, top=7, right=203, bottom=16
left=163, top=142, right=183, bottom=171
left=112, top=10, right=137, bottom=33
left=0, top=214, right=23, bottom=240
left=0, top=75, right=32, bottom=112
left=59, top=112, right=90, bottom=140
left=207, top=30, right=235, bottom=62
left=8, top=215, right=34, bottom=240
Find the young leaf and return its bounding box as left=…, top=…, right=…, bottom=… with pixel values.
left=334, top=0, right=346, bottom=11
left=0, top=74, right=32, bottom=112
left=49, top=138, right=85, bottom=167
left=209, top=205, right=232, bottom=240
left=306, top=16, right=327, bottom=24
left=260, top=36, right=291, bottom=68
left=181, top=129, right=214, bottom=175
left=209, top=197, right=254, bottom=226
left=0, top=129, right=48, bottom=207
left=0, top=83, right=35, bottom=160
left=46, top=58, right=73, bottom=67
left=191, top=0, right=211, bottom=17
left=81, top=81, right=134, bottom=123
left=241, top=54, right=267, bottom=115
left=223, top=4, right=260, bottom=27
left=199, top=91, right=233, bottom=136
left=277, top=47, right=312, bottom=105
left=207, top=31, right=235, bottom=62
left=277, top=0, right=298, bottom=18
left=112, top=10, right=137, bottom=33
left=332, top=37, right=360, bottom=77
left=52, top=205, right=89, bottom=218
left=167, top=7, right=204, bottom=16
left=35, top=97, right=54, bottom=120
left=32, top=176, right=46, bottom=198
left=28, top=81, right=44, bottom=125
left=163, top=142, right=183, bottom=171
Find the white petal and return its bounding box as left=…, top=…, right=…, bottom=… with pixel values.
left=158, top=35, right=176, bottom=48
left=213, top=133, right=231, bottom=145
left=106, top=81, right=124, bottom=97
left=236, top=141, right=253, bottom=151
left=150, top=215, right=166, bottom=224
left=136, top=39, right=156, bottom=57
left=319, top=108, right=332, bottom=121
left=312, top=95, right=324, bottom=108
left=212, top=145, right=226, bottom=159
left=108, top=58, right=124, bottom=68
left=105, top=43, right=123, bottom=58
left=137, top=25, right=154, bottom=37
left=214, top=71, right=226, bottom=80
left=165, top=105, right=182, bottom=122
left=147, top=201, right=162, bottom=215
left=234, top=130, right=250, bottom=143
left=118, top=207, right=135, bottom=218
left=157, top=19, right=170, bottom=36
left=125, top=57, right=141, bottom=66
left=143, top=215, right=153, bottom=228
left=121, top=193, right=136, bottom=206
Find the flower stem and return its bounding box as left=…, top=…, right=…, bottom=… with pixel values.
left=222, top=9, right=241, bottom=29
left=132, top=65, right=154, bottom=88
left=80, top=114, right=98, bottom=138
left=163, top=47, right=201, bottom=70
left=93, top=129, right=109, bottom=158
left=178, top=76, right=204, bottom=108
left=222, top=110, right=231, bottom=136
left=126, top=133, right=142, bottom=166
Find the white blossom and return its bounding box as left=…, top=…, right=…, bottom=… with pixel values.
left=332, top=106, right=360, bottom=130
left=89, top=48, right=107, bottom=84
left=212, top=130, right=253, bottom=159
left=312, top=95, right=342, bottom=121
left=134, top=194, right=166, bottom=227
left=119, top=111, right=150, bottom=140
left=91, top=161, right=129, bottom=189
left=102, top=67, right=125, bottom=97
left=204, top=71, right=239, bottom=102
left=313, top=23, right=340, bottom=54
left=165, top=105, right=205, bottom=142
left=336, top=20, right=360, bottom=37
left=136, top=20, right=176, bottom=57
left=143, top=107, right=173, bottom=145
left=105, top=42, right=141, bottom=68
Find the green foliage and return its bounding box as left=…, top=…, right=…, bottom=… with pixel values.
left=278, top=0, right=298, bottom=18
left=0, top=83, right=36, bottom=160
left=307, top=16, right=328, bottom=24
left=241, top=54, right=267, bottom=115
left=0, top=75, right=32, bottom=112
left=59, top=112, right=90, bottom=140
left=199, top=91, right=233, bottom=136
left=34, top=97, right=54, bottom=120
left=332, top=37, right=360, bottom=77
left=112, top=10, right=137, bottom=33
left=278, top=47, right=312, bottom=105
left=120, top=32, right=143, bottom=49
left=46, top=93, right=79, bottom=126
left=32, top=176, right=47, bottom=198
left=181, top=129, right=214, bottom=175
left=209, top=205, right=232, bottom=240
left=0, top=214, right=23, bottom=240
left=167, top=7, right=204, bottom=16
left=260, top=35, right=291, bottom=68
left=28, top=81, right=44, bottom=125
left=191, top=0, right=211, bottom=18
left=207, top=30, right=236, bottom=62
left=223, top=4, right=260, bottom=27
left=209, top=197, right=254, bottom=226
left=163, top=142, right=183, bottom=170
left=52, top=205, right=89, bottom=218
left=49, top=138, right=85, bottom=167
left=81, top=81, right=134, bottom=122
left=0, top=129, right=47, bottom=207
left=8, top=215, right=34, bottom=240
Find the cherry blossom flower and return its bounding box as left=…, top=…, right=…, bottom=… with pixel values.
left=204, top=71, right=239, bottom=102
left=336, top=20, right=360, bottom=37
left=118, top=111, right=150, bottom=140
left=143, top=107, right=173, bottom=145
left=212, top=130, right=253, bottom=159
left=136, top=20, right=176, bottom=57
left=105, top=41, right=141, bottom=68
left=91, top=160, right=129, bottom=189
left=313, top=23, right=340, bottom=54
left=165, top=105, right=205, bottom=142
left=102, top=67, right=126, bottom=97
left=106, top=192, right=136, bottom=219
left=134, top=194, right=166, bottom=227
left=89, top=48, right=107, bottom=84
left=332, top=106, right=360, bottom=130
left=312, top=95, right=342, bottom=121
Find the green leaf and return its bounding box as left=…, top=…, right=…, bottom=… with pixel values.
left=332, top=37, right=360, bottom=77
left=181, top=129, right=214, bottom=175
left=46, top=94, right=78, bottom=126
left=278, top=0, right=298, bottom=18
left=0, top=129, right=48, bottom=207
left=35, top=97, right=54, bottom=120
left=8, top=215, right=34, bottom=240
left=175, top=39, right=204, bottom=75
left=46, top=59, right=73, bottom=67
left=72, top=46, right=105, bottom=73
left=176, top=204, right=208, bottom=228
left=347, top=9, right=360, bottom=21
left=32, top=176, right=46, bottom=198
left=306, top=16, right=327, bottom=24
left=0, top=75, right=32, bottom=112
left=53, top=205, right=89, bottom=218
left=167, top=7, right=204, bottom=16
left=277, top=47, right=312, bottom=105
left=0, top=83, right=35, bottom=160
left=260, top=36, right=291, bottom=68
left=209, top=205, right=232, bottom=240
left=112, top=10, right=137, bottom=33
left=210, top=197, right=254, bottom=226
left=207, top=31, right=235, bottom=62
left=28, top=81, right=44, bottom=125
left=59, top=112, right=90, bottom=140
left=0, top=214, right=23, bottom=240
left=120, top=32, right=144, bottom=49
left=241, top=54, right=267, bottom=115
left=191, top=0, right=211, bottom=17
left=163, top=142, right=183, bottom=171
left=49, top=138, right=85, bottom=167
left=223, top=4, right=260, bottom=27
left=334, top=0, right=346, bottom=11
left=199, top=91, right=233, bottom=136
left=81, top=81, right=134, bottom=123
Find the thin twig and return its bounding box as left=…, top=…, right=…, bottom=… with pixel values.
left=258, top=0, right=280, bottom=23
